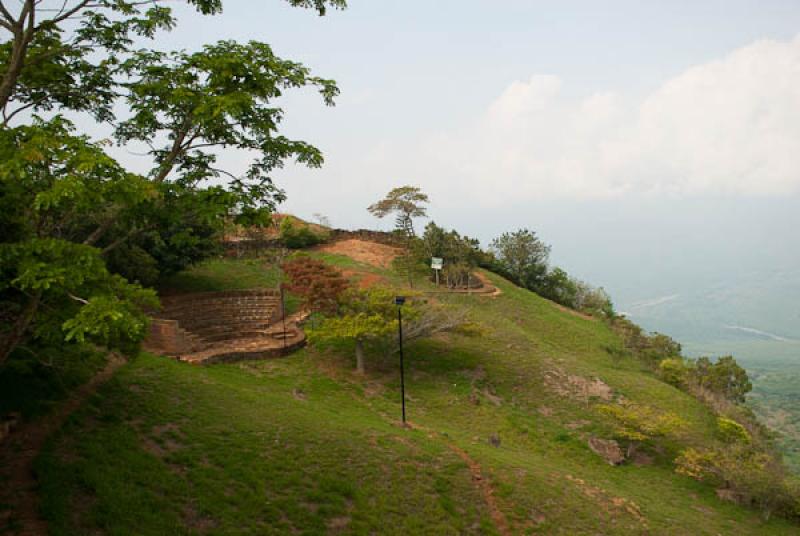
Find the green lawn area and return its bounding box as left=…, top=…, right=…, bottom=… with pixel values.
left=159, top=258, right=285, bottom=294
left=31, top=258, right=800, bottom=534
left=158, top=257, right=303, bottom=314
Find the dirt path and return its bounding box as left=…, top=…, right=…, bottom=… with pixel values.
left=404, top=421, right=511, bottom=536
left=473, top=272, right=502, bottom=297
left=319, top=365, right=512, bottom=535
left=0, top=353, right=126, bottom=535
left=445, top=442, right=511, bottom=536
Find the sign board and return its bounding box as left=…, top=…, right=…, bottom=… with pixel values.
left=431, top=257, right=444, bottom=270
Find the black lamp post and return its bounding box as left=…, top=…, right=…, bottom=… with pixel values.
left=395, top=295, right=406, bottom=425
left=280, top=284, right=287, bottom=348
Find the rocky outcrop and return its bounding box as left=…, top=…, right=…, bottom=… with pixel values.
left=588, top=437, right=626, bottom=465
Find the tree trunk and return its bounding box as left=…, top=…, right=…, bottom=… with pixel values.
left=355, top=339, right=365, bottom=374
left=0, top=290, right=41, bottom=366
left=153, top=120, right=193, bottom=183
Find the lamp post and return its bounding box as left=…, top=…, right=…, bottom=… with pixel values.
left=395, top=295, right=406, bottom=425
left=280, top=284, right=287, bottom=348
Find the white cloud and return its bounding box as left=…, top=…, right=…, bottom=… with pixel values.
left=421, top=35, right=800, bottom=205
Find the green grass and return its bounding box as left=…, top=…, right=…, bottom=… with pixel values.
left=32, top=258, right=800, bottom=534
left=158, top=257, right=302, bottom=314
left=159, top=258, right=284, bottom=294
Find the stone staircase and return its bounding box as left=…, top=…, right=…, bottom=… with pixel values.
left=144, top=289, right=305, bottom=364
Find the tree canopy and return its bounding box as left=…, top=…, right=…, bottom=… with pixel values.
left=368, top=186, right=429, bottom=237
left=0, top=0, right=345, bottom=365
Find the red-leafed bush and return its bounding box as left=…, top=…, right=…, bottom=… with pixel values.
left=281, top=257, right=349, bottom=315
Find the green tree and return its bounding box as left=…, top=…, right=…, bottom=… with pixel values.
left=367, top=186, right=429, bottom=238
left=0, top=118, right=157, bottom=363
left=536, top=267, right=578, bottom=307
left=307, top=288, right=401, bottom=373
left=0, top=0, right=345, bottom=364
left=308, top=287, right=464, bottom=373
left=489, top=229, right=550, bottom=287
left=368, top=186, right=429, bottom=286
left=417, top=221, right=482, bottom=288
left=0, top=0, right=346, bottom=123
left=693, top=355, right=752, bottom=404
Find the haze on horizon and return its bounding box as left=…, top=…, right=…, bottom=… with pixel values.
left=110, top=0, right=800, bottom=357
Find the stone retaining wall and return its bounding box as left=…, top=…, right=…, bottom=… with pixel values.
left=328, top=228, right=405, bottom=246
left=146, top=289, right=283, bottom=355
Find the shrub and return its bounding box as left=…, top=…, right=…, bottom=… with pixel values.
left=282, top=257, right=349, bottom=315
left=675, top=444, right=799, bottom=519
left=280, top=217, right=324, bottom=249
left=691, top=355, right=752, bottom=404
left=597, top=400, right=686, bottom=456
left=716, top=417, right=751, bottom=444
left=658, top=358, right=689, bottom=387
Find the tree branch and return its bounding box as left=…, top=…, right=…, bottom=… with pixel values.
left=0, top=289, right=42, bottom=366
left=0, top=2, right=16, bottom=26
left=153, top=117, right=194, bottom=183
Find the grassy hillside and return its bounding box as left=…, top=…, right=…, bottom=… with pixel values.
left=33, top=255, right=798, bottom=534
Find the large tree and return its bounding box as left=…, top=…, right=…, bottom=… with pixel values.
left=368, top=185, right=429, bottom=238
left=368, top=186, right=429, bottom=287
left=489, top=228, right=551, bottom=287
left=0, top=0, right=346, bottom=365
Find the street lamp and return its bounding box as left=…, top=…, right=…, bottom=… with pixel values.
left=280, top=284, right=287, bottom=348
left=395, top=296, right=406, bottom=424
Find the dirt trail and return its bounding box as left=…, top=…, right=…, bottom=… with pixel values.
left=320, top=364, right=512, bottom=535
left=473, top=272, right=502, bottom=297
left=0, top=353, right=125, bottom=535
left=403, top=420, right=511, bottom=535
left=444, top=441, right=512, bottom=535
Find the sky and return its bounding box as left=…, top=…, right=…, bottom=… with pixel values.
left=110, top=0, right=800, bottom=350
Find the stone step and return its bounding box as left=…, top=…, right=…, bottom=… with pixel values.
left=162, top=294, right=280, bottom=304
left=184, top=320, right=272, bottom=335
left=160, top=303, right=279, bottom=318
left=176, top=332, right=306, bottom=365
left=162, top=313, right=277, bottom=330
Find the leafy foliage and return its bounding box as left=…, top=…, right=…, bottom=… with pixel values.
left=367, top=186, right=429, bottom=237
left=0, top=239, right=157, bottom=358
left=280, top=217, right=326, bottom=249
left=282, top=256, right=349, bottom=315
left=486, top=228, right=614, bottom=316
left=489, top=229, right=550, bottom=287
left=717, top=417, right=752, bottom=444
left=0, top=1, right=343, bottom=365
left=694, top=355, right=753, bottom=404
left=675, top=444, right=798, bottom=519
left=414, top=221, right=483, bottom=288
left=597, top=400, right=685, bottom=444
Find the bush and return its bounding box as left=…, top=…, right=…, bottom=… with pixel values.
left=282, top=256, right=349, bottom=315
left=716, top=417, right=751, bottom=444
left=692, top=355, right=752, bottom=404
left=658, top=358, right=689, bottom=387
left=280, top=217, right=324, bottom=249
left=597, top=400, right=686, bottom=444
left=675, top=444, right=799, bottom=519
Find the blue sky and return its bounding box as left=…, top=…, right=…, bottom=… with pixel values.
left=114, top=1, right=800, bottom=345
